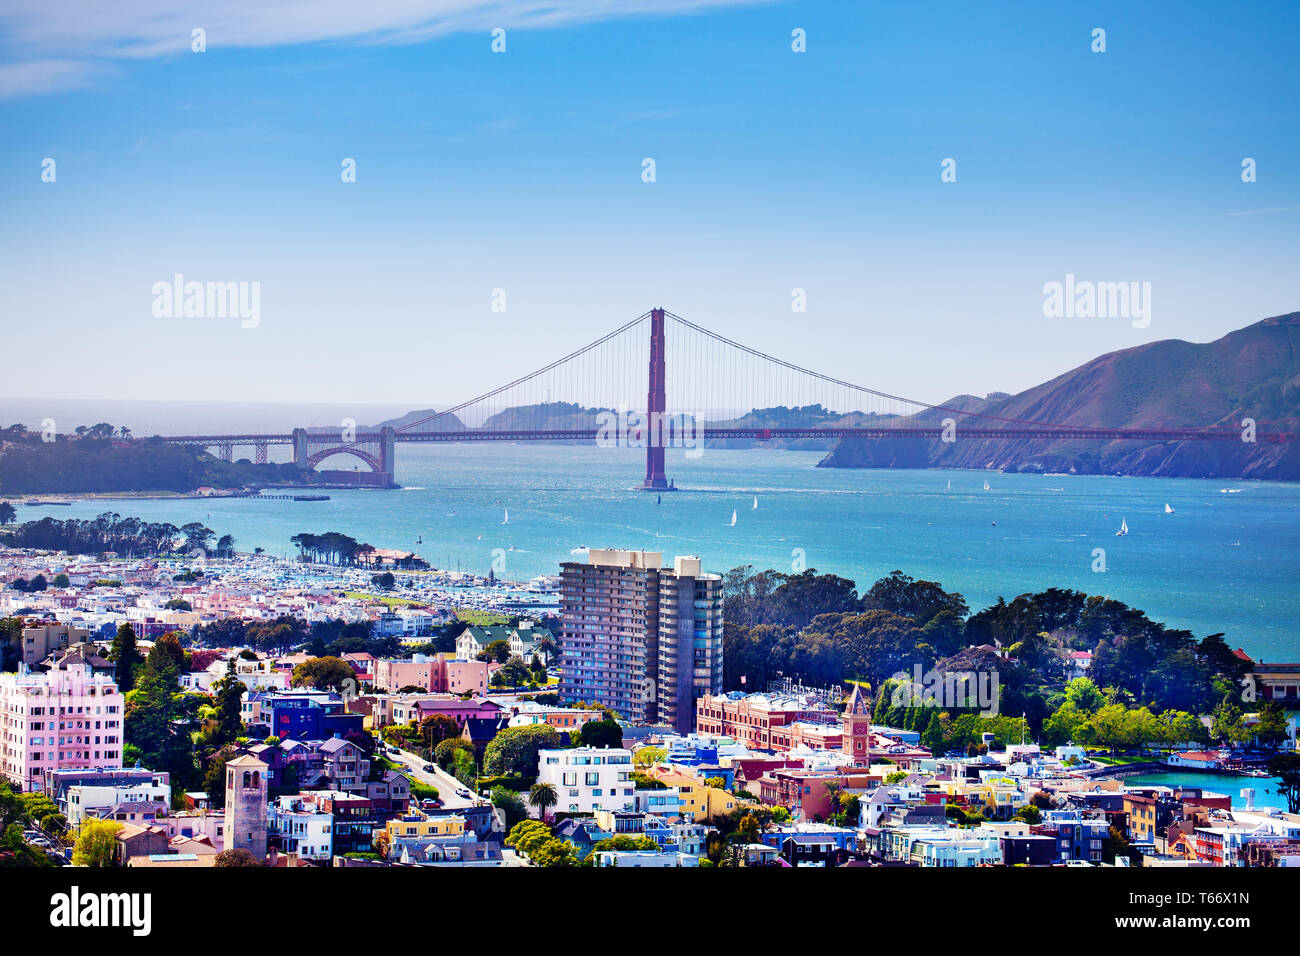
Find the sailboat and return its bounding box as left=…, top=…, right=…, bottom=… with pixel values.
left=502, top=509, right=509, bottom=524
left=983, top=480, right=990, bottom=491
left=946, top=480, right=951, bottom=491
left=1165, top=503, right=1175, bottom=514
left=729, top=510, right=737, bottom=527
left=752, top=496, right=758, bottom=510
left=1116, top=517, right=1128, bottom=536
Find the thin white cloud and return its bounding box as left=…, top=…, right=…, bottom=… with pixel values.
left=0, top=0, right=773, bottom=86
left=0, top=58, right=112, bottom=98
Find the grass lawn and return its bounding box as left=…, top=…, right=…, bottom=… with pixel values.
left=343, top=591, right=427, bottom=607
left=454, top=609, right=512, bottom=626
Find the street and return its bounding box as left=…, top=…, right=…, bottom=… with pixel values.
left=387, top=746, right=483, bottom=811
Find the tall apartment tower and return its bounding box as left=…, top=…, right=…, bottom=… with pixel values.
left=559, top=549, right=723, bottom=733
left=224, top=753, right=269, bottom=860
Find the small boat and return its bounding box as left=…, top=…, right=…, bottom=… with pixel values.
left=1165, top=503, right=1175, bottom=514
left=502, top=509, right=509, bottom=524
left=752, top=496, right=758, bottom=510
left=983, top=480, right=990, bottom=491
left=729, top=510, right=737, bottom=527
left=946, top=480, right=951, bottom=491
left=1115, top=517, right=1128, bottom=536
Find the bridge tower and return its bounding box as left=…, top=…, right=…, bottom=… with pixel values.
left=291, top=428, right=309, bottom=469
left=642, top=307, right=670, bottom=490
left=379, top=426, right=396, bottom=484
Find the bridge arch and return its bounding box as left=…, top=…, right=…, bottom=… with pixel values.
left=305, top=447, right=384, bottom=472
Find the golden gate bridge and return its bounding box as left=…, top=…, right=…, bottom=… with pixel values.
left=153, top=308, right=1298, bottom=488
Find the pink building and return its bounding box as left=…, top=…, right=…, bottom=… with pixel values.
left=0, top=661, right=125, bottom=792
left=372, top=655, right=488, bottom=695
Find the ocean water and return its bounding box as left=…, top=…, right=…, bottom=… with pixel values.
left=1124, top=771, right=1289, bottom=810
left=23, top=443, right=1300, bottom=660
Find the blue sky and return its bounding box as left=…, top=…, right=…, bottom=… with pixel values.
left=1, top=0, right=1297, bottom=411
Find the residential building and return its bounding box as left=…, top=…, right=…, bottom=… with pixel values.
left=372, top=654, right=489, bottom=695
left=559, top=549, right=722, bottom=732
left=268, top=795, right=334, bottom=862
left=19, top=624, right=90, bottom=667
left=50, top=768, right=171, bottom=826
left=594, top=850, right=699, bottom=867
left=0, top=660, right=124, bottom=792
left=536, top=746, right=636, bottom=815
left=319, top=737, right=369, bottom=793
left=456, top=622, right=555, bottom=663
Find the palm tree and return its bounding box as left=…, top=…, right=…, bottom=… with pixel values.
left=528, top=782, right=558, bottom=821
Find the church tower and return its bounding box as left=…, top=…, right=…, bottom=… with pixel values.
left=841, top=684, right=872, bottom=767
left=224, top=753, right=269, bottom=860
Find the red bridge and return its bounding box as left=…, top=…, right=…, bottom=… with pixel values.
left=154, top=308, right=1298, bottom=488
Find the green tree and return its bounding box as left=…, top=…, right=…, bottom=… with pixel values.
left=483, top=725, right=561, bottom=777
left=434, top=737, right=473, bottom=771
left=109, top=623, right=142, bottom=692
left=505, top=820, right=551, bottom=855
left=1267, top=753, right=1300, bottom=814
left=578, top=717, right=623, bottom=749
left=1063, top=676, right=1105, bottom=712
left=1255, top=700, right=1289, bottom=750
left=528, top=782, right=558, bottom=820
left=1211, top=698, right=1248, bottom=747
left=214, top=848, right=262, bottom=867
left=491, top=788, right=528, bottom=830
left=419, top=714, right=461, bottom=750
left=291, top=656, right=356, bottom=692
left=529, top=837, right=579, bottom=867
left=72, top=819, right=122, bottom=867
left=209, top=663, right=246, bottom=746
left=496, top=656, right=530, bottom=687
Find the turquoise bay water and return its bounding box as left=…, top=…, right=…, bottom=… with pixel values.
left=36, top=444, right=1300, bottom=660
left=1124, top=771, right=1289, bottom=810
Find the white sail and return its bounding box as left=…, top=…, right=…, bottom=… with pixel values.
left=1165, top=503, right=1174, bottom=514
left=502, top=509, right=509, bottom=524
left=946, top=480, right=951, bottom=491
left=983, top=480, right=990, bottom=491
left=1116, top=517, right=1128, bottom=536
left=752, top=496, right=758, bottom=510
left=729, top=510, right=737, bottom=527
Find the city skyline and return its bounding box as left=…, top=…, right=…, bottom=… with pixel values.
left=2, top=0, right=1297, bottom=408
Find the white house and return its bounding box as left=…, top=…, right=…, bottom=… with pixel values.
left=536, top=746, right=635, bottom=815
left=268, top=795, right=334, bottom=862
left=594, top=850, right=699, bottom=867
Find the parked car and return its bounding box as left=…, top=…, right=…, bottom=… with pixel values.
left=422, top=764, right=436, bottom=773
left=455, top=787, right=471, bottom=799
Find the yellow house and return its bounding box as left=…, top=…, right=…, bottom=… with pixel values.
left=382, top=811, right=466, bottom=844
left=648, top=767, right=737, bottom=822
left=965, top=780, right=1025, bottom=820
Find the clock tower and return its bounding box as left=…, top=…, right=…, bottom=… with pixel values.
left=841, top=684, right=872, bottom=767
